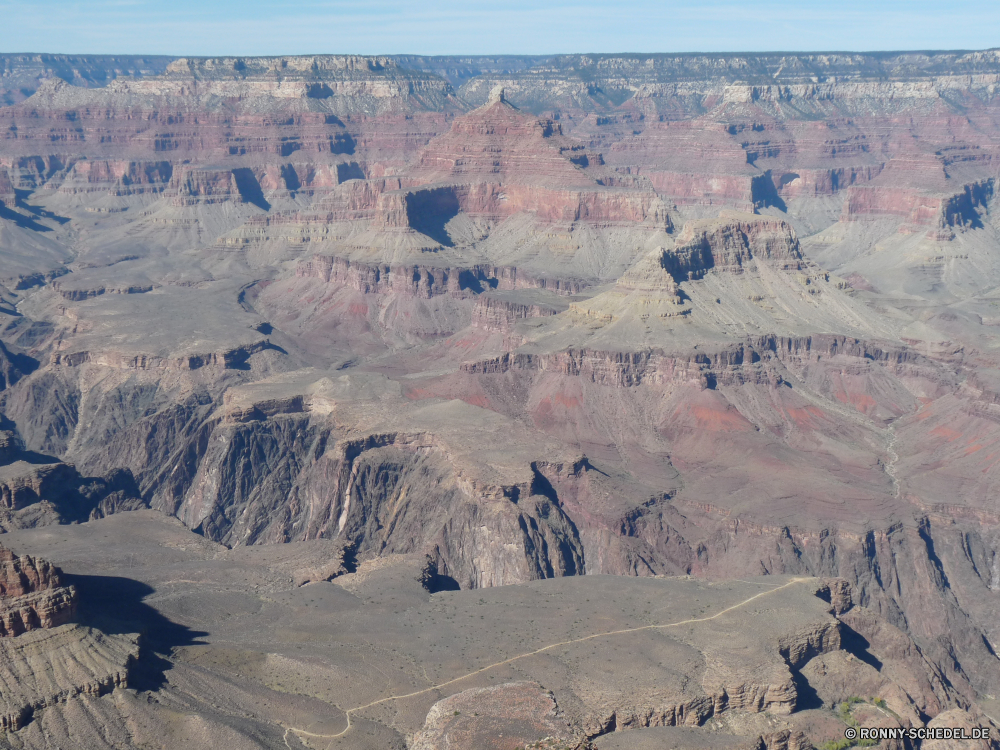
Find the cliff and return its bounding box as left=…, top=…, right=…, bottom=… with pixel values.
left=0, top=546, right=76, bottom=636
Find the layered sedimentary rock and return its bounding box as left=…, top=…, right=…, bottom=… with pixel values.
left=666, top=211, right=805, bottom=279
left=449, top=50, right=1000, bottom=113
left=840, top=153, right=996, bottom=237
left=0, top=54, right=172, bottom=105
left=2, top=48, right=1000, bottom=750
left=360, top=87, right=672, bottom=236
left=604, top=121, right=771, bottom=211
left=0, top=546, right=76, bottom=636
left=0, top=625, right=137, bottom=731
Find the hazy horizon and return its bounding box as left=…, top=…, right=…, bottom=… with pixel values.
left=2, top=0, right=999, bottom=57
left=3, top=47, right=1000, bottom=59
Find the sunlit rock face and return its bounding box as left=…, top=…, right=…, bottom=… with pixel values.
left=0, top=546, right=76, bottom=636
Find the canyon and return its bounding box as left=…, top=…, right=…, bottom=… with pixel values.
left=0, top=49, right=999, bottom=749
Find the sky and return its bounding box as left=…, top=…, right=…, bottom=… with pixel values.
left=0, top=0, right=999, bottom=57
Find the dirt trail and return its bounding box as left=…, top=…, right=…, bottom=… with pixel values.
left=282, top=576, right=812, bottom=748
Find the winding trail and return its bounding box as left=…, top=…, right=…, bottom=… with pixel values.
left=282, top=576, right=811, bottom=748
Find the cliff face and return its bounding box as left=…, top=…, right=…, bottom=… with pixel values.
left=391, top=91, right=670, bottom=230
left=665, top=213, right=804, bottom=280
left=0, top=54, right=173, bottom=106
left=165, top=393, right=586, bottom=589
left=0, top=547, right=76, bottom=636
left=447, top=49, right=1000, bottom=111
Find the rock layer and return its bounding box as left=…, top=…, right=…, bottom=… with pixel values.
left=0, top=546, right=76, bottom=636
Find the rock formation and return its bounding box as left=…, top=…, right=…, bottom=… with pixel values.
left=410, top=682, right=578, bottom=750
left=0, top=546, right=76, bottom=636
left=1, top=47, right=1000, bottom=749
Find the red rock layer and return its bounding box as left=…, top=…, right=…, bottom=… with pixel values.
left=388, top=92, right=667, bottom=227
left=0, top=547, right=76, bottom=636
left=57, top=159, right=173, bottom=195
left=470, top=297, right=559, bottom=333
left=774, top=165, right=884, bottom=198
left=605, top=121, right=767, bottom=210
left=407, top=97, right=591, bottom=186
left=843, top=180, right=994, bottom=229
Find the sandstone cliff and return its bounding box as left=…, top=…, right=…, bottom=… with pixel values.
left=0, top=546, right=76, bottom=636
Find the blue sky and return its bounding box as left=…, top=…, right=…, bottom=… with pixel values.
left=1, top=0, right=998, bottom=56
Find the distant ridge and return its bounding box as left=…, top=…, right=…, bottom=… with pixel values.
left=4, top=48, right=1000, bottom=106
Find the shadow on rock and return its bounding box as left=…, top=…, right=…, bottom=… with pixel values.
left=0, top=204, right=52, bottom=232
left=790, top=667, right=824, bottom=710
left=406, top=187, right=459, bottom=247
left=63, top=573, right=208, bottom=691
left=839, top=624, right=883, bottom=672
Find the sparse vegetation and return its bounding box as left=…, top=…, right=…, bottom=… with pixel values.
left=822, top=698, right=879, bottom=749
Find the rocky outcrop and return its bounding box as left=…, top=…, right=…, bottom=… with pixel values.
left=0, top=339, right=37, bottom=391
left=56, top=159, right=173, bottom=195
left=49, top=340, right=277, bottom=371
left=0, top=455, right=145, bottom=528
left=665, top=213, right=804, bottom=281
left=0, top=167, right=15, bottom=206
left=0, top=53, right=172, bottom=105
left=837, top=152, right=995, bottom=237
left=471, top=295, right=561, bottom=334
left=843, top=179, right=994, bottom=230
left=393, top=93, right=670, bottom=229
left=169, top=167, right=246, bottom=206
left=0, top=587, right=77, bottom=638
left=461, top=333, right=927, bottom=389
left=411, top=682, right=580, bottom=750
left=0, top=461, right=76, bottom=511
left=0, top=625, right=138, bottom=730
left=452, top=50, right=1000, bottom=114
left=52, top=280, right=155, bottom=301
left=177, top=417, right=585, bottom=589
left=0, top=547, right=76, bottom=636
left=774, top=165, right=884, bottom=199
left=295, top=254, right=589, bottom=298
left=116, top=55, right=460, bottom=112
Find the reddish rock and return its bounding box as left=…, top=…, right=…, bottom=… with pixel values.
left=840, top=153, right=995, bottom=232
left=57, top=159, right=173, bottom=195
left=0, top=547, right=76, bottom=636
left=393, top=88, right=669, bottom=228
left=774, top=165, right=883, bottom=198
left=471, top=296, right=560, bottom=334
left=605, top=120, right=766, bottom=210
